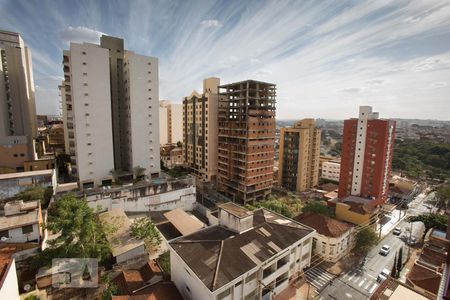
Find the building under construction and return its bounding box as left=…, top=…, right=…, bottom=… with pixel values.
left=217, top=80, right=276, bottom=204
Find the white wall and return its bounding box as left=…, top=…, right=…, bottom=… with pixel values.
left=125, top=52, right=160, bottom=177
left=313, top=229, right=354, bottom=263
left=3, top=223, right=40, bottom=243
left=0, top=258, right=19, bottom=300
left=86, top=186, right=196, bottom=213
left=171, top=103, right=183, bottom=144
left=70, top=43, right=114, bottom=186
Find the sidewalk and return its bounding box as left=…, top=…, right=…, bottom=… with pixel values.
left=378, top=209, right=407, bottom=239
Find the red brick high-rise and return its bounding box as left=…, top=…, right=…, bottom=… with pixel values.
left=338, top=106, right=396, bottom=206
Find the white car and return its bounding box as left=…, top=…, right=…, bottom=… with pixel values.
left=393, top=227, right=401, bottom=235
left=379, top=245, right=391, bottom=256
left=377, top=268, right=391, bottom=282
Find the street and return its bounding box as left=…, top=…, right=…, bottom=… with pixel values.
left=314, top=189, right=434, bottom=299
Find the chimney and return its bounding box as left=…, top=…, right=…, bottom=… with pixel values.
left=218, top=202, right=254, bottom=233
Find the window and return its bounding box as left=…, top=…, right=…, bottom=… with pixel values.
left=0, top=230, right=9, bottom=239
left=185, top=285, right=191, bottom=293
left=13, top=154, right=18, bottom=157
left=82, top=51, right=86, bottom=55
left=22, top=225, right=33, bottom=234
left=83, top=72, right=87, bottom=76
left=82, top=62, right=86, bottom=65
left=20, top=154, right=25, bottom=157
left=217, top=287, right=231, bottom=300
left=235, top=280, right=242, bottom=287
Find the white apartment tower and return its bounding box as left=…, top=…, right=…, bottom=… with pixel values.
left=62, top=35, right=160, bottom=188
left=159, top=100, right=183, bottom=145
left=0, top=30, right=37, bottom=159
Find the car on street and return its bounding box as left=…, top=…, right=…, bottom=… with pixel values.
left=393, top=227, right=402, bottom=235
left=377, top=268, right=391, bottom=283
left=407, top=237, right=417, bottom=246
left=379, top=245, right=391, bottom=256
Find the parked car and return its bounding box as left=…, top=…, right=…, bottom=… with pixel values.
left=379, top=245, right=391, bottom=256
left=377, top=268, right=391, bottom=283
left=393, top=227, right=402, bottom=236
left=407, top=236, right=417, bottom=246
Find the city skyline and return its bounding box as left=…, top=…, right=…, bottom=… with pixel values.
left=1, top=0, right=449, bottom=120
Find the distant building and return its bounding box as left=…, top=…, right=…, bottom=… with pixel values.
left=62, top=35, right=160, bottom=188
left=217, top=80, right=276, bottom=203
left=321, top=159, right=341, bottom=182
left=0, top=136, right=29, bottom=173
left=0, top=30, right=37, bottom=163
left=0, top=200, right=43, bottom=244
left=160, top=100, right=183, bottom=145
left=160, top=144, right=183, bottom=168
left=335, top=195, right=379, bottom=226
left=294, top=212, right=354, bottom=262
left=169, top=202, right=315, bottom=300
left=183, top=78, right=220, bottom=182
left=278, top=119, right=321, bottom=192
left=338, top=106, right=396, bottom=206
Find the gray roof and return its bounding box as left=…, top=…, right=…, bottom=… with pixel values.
left=170, top=209, right=314, bottom=292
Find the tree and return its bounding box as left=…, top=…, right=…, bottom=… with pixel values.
left=130, top=217, right=162, bottom=252
left=301, top=201, right=332, bottom=217
left=133, top=165, right=146, bottom=180
left=407, top=213, right=447, bottom=232
left=16, top=186, right=44, bottom=202
left=158, top=251, right=171, bottom=278
left=397, top=247, right=403, bottom=274
left=32, top=193, right=111, bottom=269
left=354, top=227, right=378, bottom=255
left=176, top=141, right=183, bottom=148
left=101, top=274, right=120, bottom=300
left=434, top=185, right=450, bottom=211
left=43, top=186, right=53, bottom=208
left=391, top=254, right=397, bottom=278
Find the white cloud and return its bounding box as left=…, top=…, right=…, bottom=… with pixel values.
left=339, top=87, right=363, bottom=94
left=432, top=81, right=447, bottom=88
left=253, top=69, right=272, bottom=78
left=60, top=26, right=104, bottom=44
left=200, top=19, right=221, bottom=28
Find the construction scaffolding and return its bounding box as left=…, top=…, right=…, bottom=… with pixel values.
left=217, top=80, right=276, bottom=204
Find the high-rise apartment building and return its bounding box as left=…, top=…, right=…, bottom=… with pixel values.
left=217, top=80, right=276, bottom=204
left=182, top=78, right=219, bottom=181
left=160, top=100, right=182, bottom=145
left=62, top=35, right=160, bottom=188
left=0, top=30, right=37, bottom=163
left=278, top=119, right=321, bottom=192
left=338, top=106, right=396, bottom=205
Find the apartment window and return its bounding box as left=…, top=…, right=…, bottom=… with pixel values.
left=147, top=71, right=151, bottom=74
left=85, top=113, right=90, bottom=116
left=148, top=89, right=151, bottom=91
left=84, top=93, right=88, bottom=96
left=22, top=225, right=33, bottom=234
left=83, top=83, right=88, bottom=86
left=84, top=103, right=89, bottom=106
left=82, top=51, right=86, bottom=55
left=13, top=154, right=18, bottom=157
left=82, top=62, right=87, bottom=65
left=83, top=72, right=87, bottom=76
left=87, top=143, right=92, bottom=146
left=20, top=153, right=25, bottom=157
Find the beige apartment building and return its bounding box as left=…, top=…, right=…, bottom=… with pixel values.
left=278, top=119, right=321, bottom=192
left=182, top=78, right=219, bottom=182
left=0, top=30, right=37, bottom=168
left=62, top=35, right=160, bottom=188
left=159, top=100, right=182, bottom=145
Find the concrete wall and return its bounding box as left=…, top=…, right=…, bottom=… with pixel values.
left=70, top=43, right=114, bottom=186
left=0, top=258, right=19, bottom=300
left=2, top=223, right=40, bottom=243
left=86, top=186, right=196, bottom=213
left=125, top=52, right=160, bottom=176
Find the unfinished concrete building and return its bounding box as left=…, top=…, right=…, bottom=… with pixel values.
left=217, top=80, right=276, bottom=204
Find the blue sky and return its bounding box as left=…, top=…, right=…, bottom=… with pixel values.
left=1, top=0, right=449, bottom=120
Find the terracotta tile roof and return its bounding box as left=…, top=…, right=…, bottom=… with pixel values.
left=140, top=261, right=162, bottom=282
left=0, top=253, right=13, bottom=288
left=294, top=213, right=353, bottom=237
left=407, top=263, right=441, bottom=296
left=114, top=260, right=164, bottom=295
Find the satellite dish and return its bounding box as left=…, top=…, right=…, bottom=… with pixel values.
left=24, top=284, right=31, bottom=291
left=0, top=237, right=8, bottom=242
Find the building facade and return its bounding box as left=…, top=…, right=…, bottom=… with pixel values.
left=160, top=100, right=183, bottom=145
left=278, top=119, right=321, bottom=192
left=217, top=80, right=276, bottom=203
left=338, top=106, right=396, bottom=205
left=169, top=202, right=314, bottom=300
left=183, top=78, right=220, bottom=182
left=321, top=159, right=341, bottom=182
left=62, top=35, right=160, bottom=188
left=0, top=30, right=37, bottom=163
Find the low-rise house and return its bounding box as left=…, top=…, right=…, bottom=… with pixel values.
left=294, top=212, right=354, bottom=262
left=335, top=196, right=379, bottom=226
left=407, top=229, right=449, bottom=299
left=99, top=209, right=146, bottom=265
left=113, top=260, right=164, bottom=295
left=160, top=145, right=183, bottom=169
left=0, top=252, right=19, bottom=300
left=0, top=200, right=43, bottom=243
left=169, top=202, right=315, bottom=300
left=370, top=277, right=429, bottom=300
left=0, top=169, right=56, bottom=200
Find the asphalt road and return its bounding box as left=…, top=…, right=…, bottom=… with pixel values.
left=317, top=190, right=434, bottom=300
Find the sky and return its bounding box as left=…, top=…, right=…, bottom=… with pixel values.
left=1, top=0, right=449, bottom=120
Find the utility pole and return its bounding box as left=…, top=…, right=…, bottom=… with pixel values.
left=407, top=222, right=413, bottom=257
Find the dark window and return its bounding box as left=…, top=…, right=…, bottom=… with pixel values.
left=0, top=230, right=9, bottom=239
left=22, top=225, right=33, bottom=234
